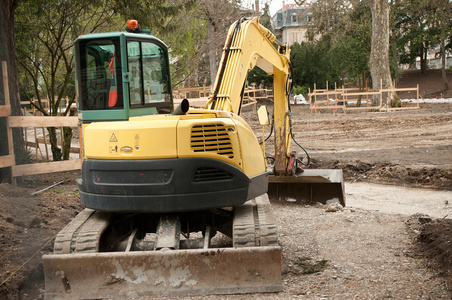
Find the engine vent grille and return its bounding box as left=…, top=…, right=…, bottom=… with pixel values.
left=191, top=124, right=234, bottom=158
left=194, top=167, right=233, bottom=182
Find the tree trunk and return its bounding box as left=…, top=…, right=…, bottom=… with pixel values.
left=0, top=0, right=24, bottom=182
left=207, top=19, right=218, bottom=86
left=45, top=97, right=65, bottom=161
left=62, top=106, right=77, bottom=160
left=440, top=30, right=450, bottom=91
left=47, top=127, right=62, bottom=161
left=0, top=1, right=19, bottom=111
left=62, top=127, right=72, bottom=160
left=368, top=0, right=395, bottom=107
left=420, top=44, right=428, bottom=74
left=357, top=75, right=363, bottom=107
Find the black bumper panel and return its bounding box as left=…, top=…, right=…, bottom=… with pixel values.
left=78, top=158, right=268, bottom=213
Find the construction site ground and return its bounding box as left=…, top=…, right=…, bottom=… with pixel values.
left=1, top=70, right=452, bottom=299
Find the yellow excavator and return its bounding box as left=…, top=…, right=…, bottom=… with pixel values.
left=43, top=17, right=344, bottom=299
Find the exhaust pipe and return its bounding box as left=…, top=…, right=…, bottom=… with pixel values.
left=172, top=98, right=189, bottom=115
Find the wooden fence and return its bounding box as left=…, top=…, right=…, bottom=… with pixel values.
left=21, top=97, right=79, bottom=160
left=308, top=81, right=420, bottom=113
left=20, top=98, right=73, bottom=120
left=0, top=61, right=80, bottom=184
left=174, top=84, right=273, bottom=111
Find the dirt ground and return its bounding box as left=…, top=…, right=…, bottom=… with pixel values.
left=0, top=69, right=451, bottom=299
left=396, top=68, right=452, bottom=99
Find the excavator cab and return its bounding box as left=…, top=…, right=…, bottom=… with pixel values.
left=74, top=29, right=174, bottom=162
left=74, top=30, right=173, bottom=120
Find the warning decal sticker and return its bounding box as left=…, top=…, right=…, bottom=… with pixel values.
left=109, top=131, right=119, bottom=155
left=110, top=133, right=118, bottom=142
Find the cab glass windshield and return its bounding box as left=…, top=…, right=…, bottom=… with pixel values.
left=127, top=41, right=172, bottom=107
left=77, top=38, right=123, bottom=110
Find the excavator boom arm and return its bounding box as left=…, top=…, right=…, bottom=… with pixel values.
left=207, top=17, right=290, bottom=115
left=206, top=17, right=292, bottom=174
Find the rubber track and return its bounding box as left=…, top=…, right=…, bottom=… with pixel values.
left=54, top=209, right=94, bottom=254
left=74, top=211, right=111, bottom=252
left=254, top=195, right=278, bottom=246
left=54, top=195, right=277, bottom=253
left=233, top=193, right=278, bottom=247
left=53, top=208, right=112, bottom=254
left=233, top=200, right=256, bottom=247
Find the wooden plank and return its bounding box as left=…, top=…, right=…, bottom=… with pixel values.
left=381, top=87, right=418, bottom=92
left=250, top=96, right=272, bottom=99
left=178, top=87, right=209, bottom=92
left=177, top=86, right=212, bottom=93
left=3, top=63, right=15, bottom=181
left=346, top=106, right=381, bottom=110
left=0, top=155, right=15, bottom=168
left=33, top=127, right=39, bottom=159
left=2, top=61, right=10, bottom=106
left=25, top=141, right=80, bottom=154
left=12, top=159, right=81, bottom=177
left=342, top=92, right=381, bottom=96
left=311, top=100, right=335, bottom=103
left=41, top=127, right=49, bottom=160
left=8, top=116, right=79, bottom=127
left=244, top=88, right=270, bottom=93
left=0, top=105, right=11, bottom=117
left=310, top=106, right=345, bottom=111
left=342, top=88, right=373, bottom=92
left=335, top=98, right=371, bottom=103
left=242, top=99, right=257, bottom=107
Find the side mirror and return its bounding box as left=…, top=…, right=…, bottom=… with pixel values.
left=257, top=105, right=269, bottom=155
left=258, top=105, right=269, bottom=126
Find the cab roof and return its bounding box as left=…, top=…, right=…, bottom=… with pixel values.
left=75, top=30, right=165, bottom=45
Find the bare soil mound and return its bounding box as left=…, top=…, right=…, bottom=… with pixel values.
left=310, top=159, right=452, bottom=190
left=0, top=171, right=82, bottom=299
left=406, top=214, right=452, bottom=286
left=397, top=68, right=452, bottom=98
left=418, top=219, right=452, bottom=277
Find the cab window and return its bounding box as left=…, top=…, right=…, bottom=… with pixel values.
left=78, top=38, right=123, bottom=110
left=127, top=41, right=172, bottom=108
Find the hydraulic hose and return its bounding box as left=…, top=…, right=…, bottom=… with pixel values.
left=210, top=16, right=245, bottom=110
left=286, top=63, right=311, bottom=166
left=259, top=114, right=274, bottom=145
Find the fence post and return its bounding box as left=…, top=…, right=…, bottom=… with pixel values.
left=2, top=61, right=16, bottom=184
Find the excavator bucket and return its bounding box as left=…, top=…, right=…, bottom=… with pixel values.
left=268, top=169, right=345, bottom=206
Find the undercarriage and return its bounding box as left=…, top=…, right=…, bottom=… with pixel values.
left=43, top=194, right=281, bottom=299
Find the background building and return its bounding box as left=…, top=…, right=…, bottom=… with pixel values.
left=271, top=3, right=313, bottom=46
